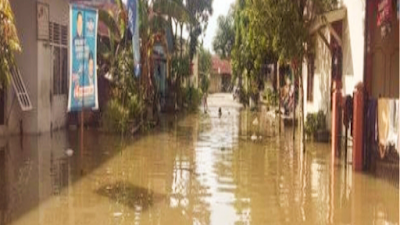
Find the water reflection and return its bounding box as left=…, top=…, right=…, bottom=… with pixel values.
left=0, top=108, right=398, bottom=225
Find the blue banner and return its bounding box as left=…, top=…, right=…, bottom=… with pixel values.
left=68, top=5, right=99, bottom=111
left=127, top=0, right=141, bottom=77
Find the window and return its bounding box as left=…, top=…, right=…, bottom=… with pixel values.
left=307, top=55, right=315, bottom=102
left=50, top=22, right=68, bottom=95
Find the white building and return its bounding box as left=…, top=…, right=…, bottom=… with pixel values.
left=302, top=0, right=368, bottom=130
left=0, top=0, right=70, bottom=136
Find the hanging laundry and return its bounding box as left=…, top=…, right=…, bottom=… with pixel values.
left=377, top=99, right=390, bottom=158
left=387, top=100, right=399, bottom=153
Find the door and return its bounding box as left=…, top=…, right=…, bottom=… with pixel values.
left=0, top=89, right=4, bottom=125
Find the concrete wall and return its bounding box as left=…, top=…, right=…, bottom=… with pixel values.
left=1, top=0, right=69, bottom=136
left=40, top=0, right=69, bottom=133
left=303, top=0, right=366, bottom=130
left=5, top=0, right=39, bottom=135
left=303, top=28, right=332, bottom=129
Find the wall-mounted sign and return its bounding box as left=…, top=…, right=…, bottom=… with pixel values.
left=37, top=2, right=49, bottom=41
left=68, top=5, right=99, bottom=111
left=377, top=0, right=392, bottom=26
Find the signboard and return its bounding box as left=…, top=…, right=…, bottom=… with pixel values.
left=37, top=2, right=49, bottom=41
left=68, top=5, right=99, bottom=111
left=377, top=0, right=392, bottom=26
left=127, top=0, right=141, bottom=77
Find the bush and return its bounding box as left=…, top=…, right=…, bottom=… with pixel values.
left=100, top=45, right=145, bottom=134
left=305, top=110, right=327, bottom=139
left=183, top=86, right=203, bottom=112
left=102, top=99, right=130, bottom=133
left=200, top=75, right=210, bottom=93
left=264, top=88, right=278, bottom=106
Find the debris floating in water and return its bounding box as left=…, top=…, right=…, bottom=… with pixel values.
left=65, top=149, right=74, bottom=157
left=113, top=212, right=123, bottom=217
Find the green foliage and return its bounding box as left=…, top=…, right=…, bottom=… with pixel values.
left=186, top=0, right=213, bottom=60
left=171, top=54, right=190, bottom=80
left=198, top=47, right=211, bottom=93
left=101, top=45, right=144, bottom=133
left=102, top=98, right=130, bottom=133
left=198, top=47, right=212, bottom=75
left=200, top=75, right=210, bottom=93
left=0, top=0, right=21, bottom=88
left=183, top=86, right=202, bottom=112
left=212, top=7, right=234, bottom=59
left=264, top=88, right=278, bottom=106
left=305, top=110, right=327, bottom=138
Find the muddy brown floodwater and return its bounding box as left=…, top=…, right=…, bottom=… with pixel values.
left=0, top=104, right=398, bottom=225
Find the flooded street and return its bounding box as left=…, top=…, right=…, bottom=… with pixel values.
left=0, top=94, right=398, bottom=225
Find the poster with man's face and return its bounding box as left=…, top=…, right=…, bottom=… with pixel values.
left=68, top=5, right=98, bottom=112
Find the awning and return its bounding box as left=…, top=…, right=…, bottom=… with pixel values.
left=310, top=8, right=346, bottom=47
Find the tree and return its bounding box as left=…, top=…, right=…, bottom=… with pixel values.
left=230, top=0, right=276, bottom=104
left=0, top=0, right=21, bottom=89
left=186, top=0, right=213, bottom=61
left=212, top=8, right=234, bottom=60
left=198, top=47, right=212, bottom=93
left=245, top=0, right=338, bottom=150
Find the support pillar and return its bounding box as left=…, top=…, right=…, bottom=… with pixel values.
left=353, top=83, right=364, bottom=171
left=331, top=81, right=343, bottom=159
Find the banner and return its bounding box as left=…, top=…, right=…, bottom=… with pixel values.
left=68, top=5, right=99, bottom=111
left=127, top=0, right=141, bottom=77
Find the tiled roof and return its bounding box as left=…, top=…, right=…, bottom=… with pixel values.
left=212, top=56, right=231, bottom=75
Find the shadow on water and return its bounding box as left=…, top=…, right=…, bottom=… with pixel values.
left=0, top=112, right=188, bottom=225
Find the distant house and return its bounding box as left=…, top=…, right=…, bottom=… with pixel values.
left=209, top=56, right=232, bottom=93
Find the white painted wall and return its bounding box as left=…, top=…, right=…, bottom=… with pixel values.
left=303, top=0, right=366, bottom=130
left=303, top=28, right=332, bottom=129
left=341, top=0, right=366, bottom=96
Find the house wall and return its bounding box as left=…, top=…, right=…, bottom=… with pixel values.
left=303, top=0, right=366, bottom=130
left=4, top=0, right=39, bottom=135
left=303, top=28, right=333, bottom=129
left=2, top=0, right=69, bottom=136
left=341, top=0, right=366, bottom=95
left=370, top=4, right=399, bottom=99
left=40, top=0, right=69, bottom=133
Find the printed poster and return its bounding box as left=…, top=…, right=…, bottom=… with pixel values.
left=68, top=5, right=99, bottom=111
